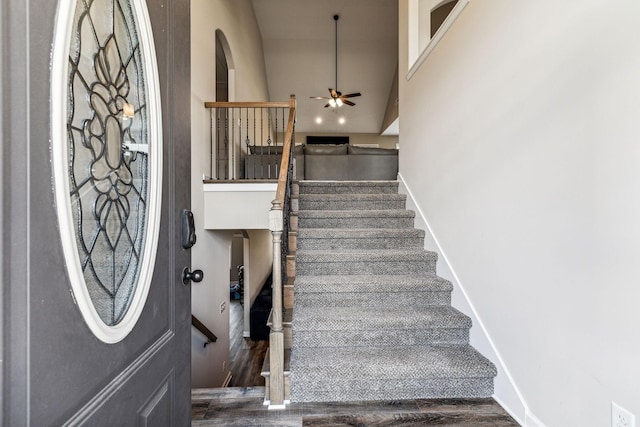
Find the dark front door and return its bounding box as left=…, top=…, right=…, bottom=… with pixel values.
left=2, top=0, right=191, bottom=425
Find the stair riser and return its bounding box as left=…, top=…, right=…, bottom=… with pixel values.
left=289, top=378, right=495, bottom=403
left=293, top=291, right=451, bottom=307
left=298, top=185, right=398, bottom=195
left=299, top=200, right=406, bottom=210
left=294, top=277, right=453, bottom=295
left=299, top=217, right=414, bottom=229
left=297, top=237, right=424, bottom=250
left=292, top=328, right=469, bottom=347
left=296, top=260, right=436, bottom=276
left=296, top=285, right=451, bottom=294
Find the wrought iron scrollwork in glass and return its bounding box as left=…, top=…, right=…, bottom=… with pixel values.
left=67, top=0, right=149, bottom=326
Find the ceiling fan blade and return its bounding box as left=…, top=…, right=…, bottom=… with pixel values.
left=343, top=99, right=356, bottom=107
left=311, top=96, right=331, bottom=100
left=324, top=103, right=331, bottom=108
left=329, top=88, right=339, bottom=98
left=342, top=92, right=361, bottom=98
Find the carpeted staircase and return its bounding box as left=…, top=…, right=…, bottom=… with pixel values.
left=289, top=180, right=497, bottom=403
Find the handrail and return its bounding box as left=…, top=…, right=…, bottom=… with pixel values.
left=204, top=101, right=291, bottom=109
left=191, top=314, right=217, bottom=348
left=275, top=97, right=297, bottom=203
left=267, top=94, right=296, bottom=409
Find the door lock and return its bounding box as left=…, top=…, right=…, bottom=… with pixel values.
left=182, top=267, right=204, bottom=285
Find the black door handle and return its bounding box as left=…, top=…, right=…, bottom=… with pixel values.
left=182, top=209, right=197, bottom=249
left=182, top=267, right=204, bottom=285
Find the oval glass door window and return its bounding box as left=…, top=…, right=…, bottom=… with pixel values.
left=51, top=0, right=163, bottom=343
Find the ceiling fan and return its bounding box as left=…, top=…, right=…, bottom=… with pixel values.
left=311, top=15, right=361, bottom=108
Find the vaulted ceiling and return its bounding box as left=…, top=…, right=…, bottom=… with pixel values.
left=252, top=0, right=398, bottom=134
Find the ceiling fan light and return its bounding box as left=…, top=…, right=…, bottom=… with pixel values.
left=336, top=98, right=343, bottom=107
left=329, top=99, right=337, bottom=108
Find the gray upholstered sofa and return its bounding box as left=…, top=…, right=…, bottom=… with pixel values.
left=303, top=144, right=398, bottom=180
left=244, top=144, right=398, bottom=180
left=244, top=145, right=304, bottom=180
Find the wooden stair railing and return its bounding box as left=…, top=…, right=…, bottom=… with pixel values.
left=191, top=314, right=217, bottom=348
left=267, top=95, right=296, bottom=409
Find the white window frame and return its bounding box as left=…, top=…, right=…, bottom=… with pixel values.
left=407, top=0, right=470, bottom=80
left=51, top=0, right=163, bottom=343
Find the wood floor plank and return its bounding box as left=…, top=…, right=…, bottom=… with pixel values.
left=193, top=417, right=302, bottom=427
left=192, top=386, right=266, bottom=401
left=302, top=412, right=519, bottom=427
left=301, top=399, right=421, bottom=417
left=228, top=301, right=268, bottom=387
left=193, top=391, right=520, bottom=426
left=190, top=401, right=208, bottom=420
left=416, top=397, right=509, bottom=415
left=204, top=398, right=271, bottom=420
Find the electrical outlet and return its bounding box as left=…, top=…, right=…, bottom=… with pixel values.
left=612, top=402, right=636, bottom=427
left=220, top=301, right=226, bottom=313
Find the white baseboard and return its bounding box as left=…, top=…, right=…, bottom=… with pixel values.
left=525, top=411, right=547, bottom=427
left=493, top=394, right=526, bottom=426
left=222, top=372, right=232, bottom=388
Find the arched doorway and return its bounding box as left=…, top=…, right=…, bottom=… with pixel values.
left=216, top=30, right=230, bottom=102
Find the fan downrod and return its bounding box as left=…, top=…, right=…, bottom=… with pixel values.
left=309, top=13, right=361, bottom=108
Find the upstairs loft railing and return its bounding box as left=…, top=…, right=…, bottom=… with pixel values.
left=204, top=97, right=296, bottom=180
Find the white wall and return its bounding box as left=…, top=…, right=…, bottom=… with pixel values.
left=246, top=229, right=273, bottom=307
left=399, top=1, right=640, bottom=426
left=202, top=183, right=278, bottom=229
left=191, top=0, right=270, bottom=388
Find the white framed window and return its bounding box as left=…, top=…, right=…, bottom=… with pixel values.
left=407, top=0, right=470, bottom=79
left=51, top=0, right=163, bottom=343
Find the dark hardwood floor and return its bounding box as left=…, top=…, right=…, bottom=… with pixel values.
left=194, top=301, right=520, bottom=426
left=192, top=387, right=520, bottom=426
left=228, top=300, right=268, bottom=387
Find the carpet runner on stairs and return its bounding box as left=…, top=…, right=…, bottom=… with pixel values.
left=289, top=180, right=497, bottom=403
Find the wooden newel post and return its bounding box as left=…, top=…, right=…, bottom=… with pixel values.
left=268, top=199, right=285, bottom=408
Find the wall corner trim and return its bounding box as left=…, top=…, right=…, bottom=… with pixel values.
left=397, top=172, right=529, bottom=423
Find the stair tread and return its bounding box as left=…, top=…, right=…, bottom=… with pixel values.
left=296, top=249, right=436, bottom=262
left=298, top=209, right=414, bottom=218
left=299, top=193, right=406, bottom=201
left=295, top=274, right=452, bottom=293
left=298, top=184, right=399, bottom=195
left=299, top=180, right=399, bottom=186
left=290, top=345, right=497, bottom=379
left=292, top=306, right=471, bottom=330
left=297, top=228, right=425, bottom=238
left=294, top=273, right=450, bottom=285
